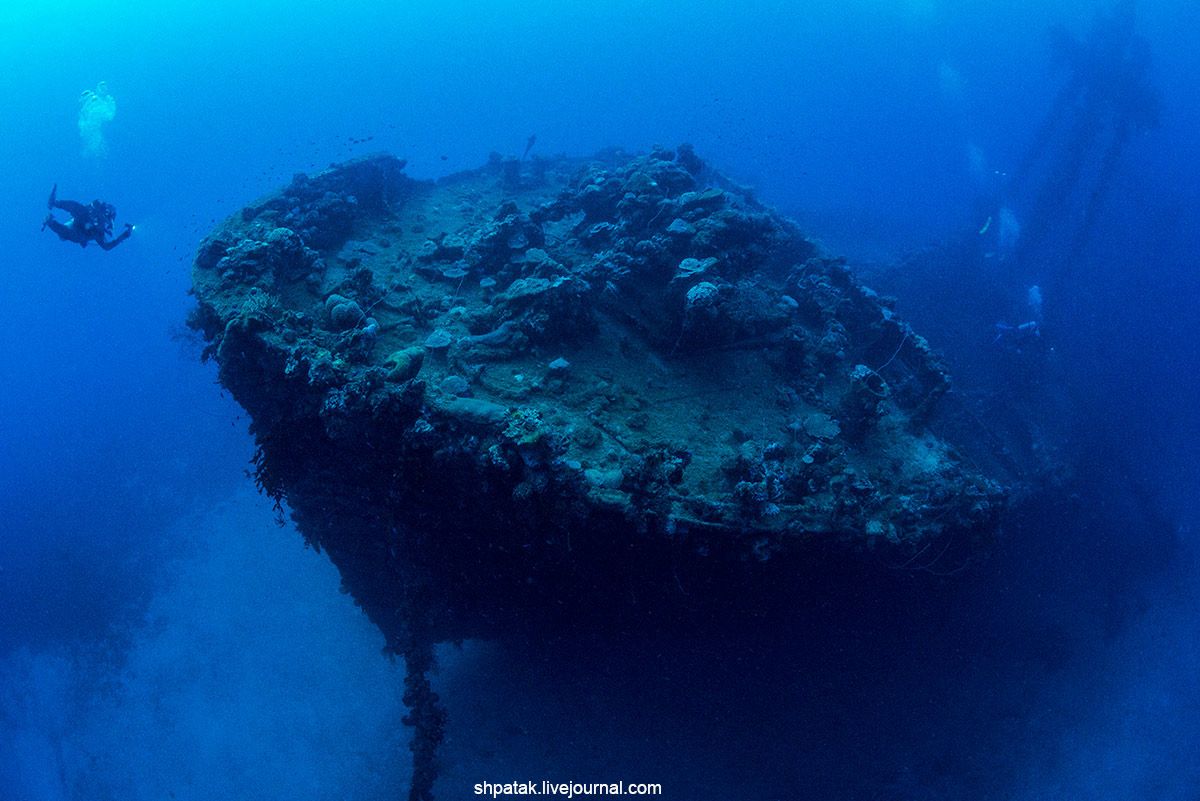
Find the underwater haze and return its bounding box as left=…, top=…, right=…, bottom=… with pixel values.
left=2, top=1, right=1198, bottom=799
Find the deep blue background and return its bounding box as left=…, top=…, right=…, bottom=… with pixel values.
left=1, top=2, right=1196, bottom=799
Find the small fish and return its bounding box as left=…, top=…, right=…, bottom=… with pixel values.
left=522, top=133, right=537, bottom=160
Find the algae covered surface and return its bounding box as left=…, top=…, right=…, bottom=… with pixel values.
left=189, top=145, right=1005, bottom=642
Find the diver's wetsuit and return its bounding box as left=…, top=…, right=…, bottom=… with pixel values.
left=42, top=185, right=133, bottom=250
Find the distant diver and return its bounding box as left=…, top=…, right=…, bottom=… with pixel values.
left=993, top=320, right=1040, bottom=345
left=41, top=184, right=134, bottom=250
left=979, top=206, right=1022, bottom=261
left=993, top=284, right=1045, bottom=345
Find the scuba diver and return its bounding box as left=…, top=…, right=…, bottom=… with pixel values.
left=993, top=285, right=1045, bottom=347
left=41, top=184, right=133, bottom=250
left=992, top=319, right=1041, bottom=346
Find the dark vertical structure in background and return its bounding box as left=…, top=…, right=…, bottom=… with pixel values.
left=1012, top=0, right=1160, bottom=295
left=862, top=4, right=1170, bottom=575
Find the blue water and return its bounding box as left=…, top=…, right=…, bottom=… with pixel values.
left=2, top=1, right=1197, bottom=799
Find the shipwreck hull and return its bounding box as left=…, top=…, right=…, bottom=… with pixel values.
left=190, top=145, right=1005, bottom=798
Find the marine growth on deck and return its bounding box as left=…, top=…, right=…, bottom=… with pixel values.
left=189, top=145, right=1005, bottom=641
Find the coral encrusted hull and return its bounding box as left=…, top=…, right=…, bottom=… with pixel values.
left=189, top=145, right=1005, bottom=646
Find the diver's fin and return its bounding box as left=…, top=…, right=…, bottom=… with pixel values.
left=47, top=184, right=57, bottom=209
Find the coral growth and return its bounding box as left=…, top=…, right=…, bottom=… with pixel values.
left=189, top=146, right=1008, bottom=800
